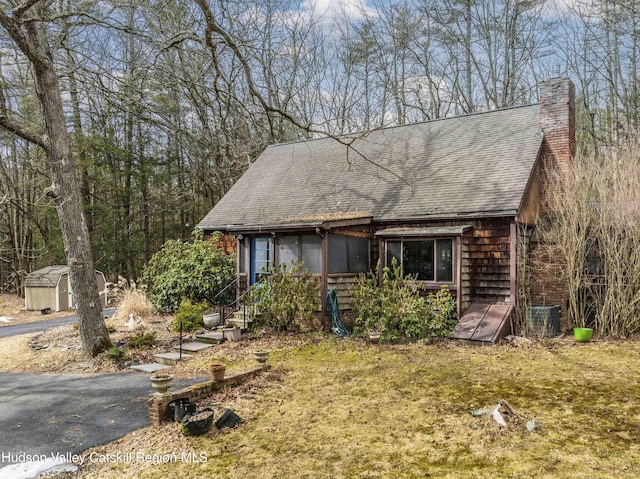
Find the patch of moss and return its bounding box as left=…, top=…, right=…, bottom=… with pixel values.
left=105, top=347, right=128, bottom=360
left=127, top=331, right=157, bottom=349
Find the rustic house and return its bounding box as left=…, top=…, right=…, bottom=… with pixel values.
left=198, top=77, right=575, bottom=340
left=25, top=265, right=108, bottom=312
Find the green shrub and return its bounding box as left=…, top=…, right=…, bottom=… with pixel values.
left=105, top=347, right=127, bottom=360
left=127, top=331, right=157, bottom=349
left=172, top=299, right=208, bottom=332
left=141, top=230, right=236, bottom=312
left=400, top=297, right=435, bottom=340
left=351, top=261, right=429, bottom=342
left=246, top=261, right=319, bottom=332
left=351, top=261, right=457, bottom=342
left=427, top=285, right=458, bottom=338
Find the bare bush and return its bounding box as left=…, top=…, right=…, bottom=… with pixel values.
left=109, top=277, right=155, bottom=324
left=538, top=144, right=640, bottom=336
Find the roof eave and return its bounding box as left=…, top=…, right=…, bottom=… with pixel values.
left=205, top=222, right=323, bottom=234
left=375, top=210, right=519, bottom=224
left=516, top=134, right=545, bottom=218
left=200, top=215, right=373, bottom=234
left=201, top=211, right=518, bottom=234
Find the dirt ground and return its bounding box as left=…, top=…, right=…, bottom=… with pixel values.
left=0, top=297, right=307, bottom=376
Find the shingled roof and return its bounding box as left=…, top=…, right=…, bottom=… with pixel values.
left=25, top=265, right=70, bottom=288
left=198, top=104, right=543, bottom=231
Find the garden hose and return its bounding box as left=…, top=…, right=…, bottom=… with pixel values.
left=326, top=289, right=349, bottom=337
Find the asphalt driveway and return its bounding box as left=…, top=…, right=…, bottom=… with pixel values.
left=0, top=372, right=203, bottom=465
left=0, top=308, right=115, bottom=338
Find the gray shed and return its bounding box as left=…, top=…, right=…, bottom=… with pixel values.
left=24, top=265, right=107, bottom=312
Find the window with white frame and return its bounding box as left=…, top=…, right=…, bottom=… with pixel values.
left=386, top=238, right=453, bottom=282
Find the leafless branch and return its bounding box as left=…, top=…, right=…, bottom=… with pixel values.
left=0, top=115, right=44, bottom=147
left=0, top=67, right=44, bottom=147
left=193, top=0, right=411, bottom=188
left=12, top=0, right=41, bottom=20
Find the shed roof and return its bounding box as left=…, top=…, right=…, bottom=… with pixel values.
left=25, top=265, right=70, bottom=288
left=198, top=104, right=543, bottom=231
left=25, top=266, right=105, bottom=288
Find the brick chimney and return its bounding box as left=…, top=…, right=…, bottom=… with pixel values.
left=539, top=77, right=576, bottom=172
left=529, top=77, right=576, bottom=329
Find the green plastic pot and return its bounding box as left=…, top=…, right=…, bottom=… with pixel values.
left=573, top=327, right=593, bottom=342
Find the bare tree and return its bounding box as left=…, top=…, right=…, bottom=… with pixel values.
left=537, top=143, right=640, bottom=337
left=0, top=1, right=111, bottom=356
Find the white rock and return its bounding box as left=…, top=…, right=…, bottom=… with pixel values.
left=492, top=407, right=507, bottom=427
left=526, top=420, right=540, bottom=431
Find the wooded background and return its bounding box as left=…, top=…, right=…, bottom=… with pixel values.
left=1, top=0, right=637, bottom=292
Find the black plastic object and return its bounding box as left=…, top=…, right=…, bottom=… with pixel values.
left=175, top=402, right=196, bottom=422
left=181, top=408, right=214, bottom=436
left=215, top=408, right=241, bottom=429
left=527, top=305, right=561, bottom=337
left=168, top=398, right=196, bottom=422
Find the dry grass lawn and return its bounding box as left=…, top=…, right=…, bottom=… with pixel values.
left=1, top=302, right=638, bottom=478
left=73, top=336, right=640, bottom=479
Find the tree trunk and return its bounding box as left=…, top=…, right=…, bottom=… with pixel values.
left=0, top=3, right=111, bottom=356
left=33, top=55, right=112, bottom=356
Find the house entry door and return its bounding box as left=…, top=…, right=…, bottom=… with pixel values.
left=251, top=236, right=273, bottom=285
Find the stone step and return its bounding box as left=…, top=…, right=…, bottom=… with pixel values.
left=232, top=305, right=259, bottom=318
left=172, top=341, right=214, bottom=354
left=129, top=363, right=171, bottom=373
left=232, top=311, right=253, bottom=321
left=221, top=326, right=242, bottom=341
left=153, top=352, right=192, bottom=366
left=195, top=332, right=224, bottom=344
left=226, top=317, right=253, bottom=330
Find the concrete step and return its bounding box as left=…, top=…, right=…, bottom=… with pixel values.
left=172, top=341, right=214, bottom=354
left=232, top=305, right=259, bottom=318
left=129, top=363, right=171, bottom=373
left=231, top=315, right=253, bottom=326
left=153, top=352, right=192, bottom=366
left=195, top=332, right=224, bottom=344
left=226, top=317, right=253, bottom=330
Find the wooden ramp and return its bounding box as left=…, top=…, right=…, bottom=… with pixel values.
left=451, top=303, right=513, bottom=345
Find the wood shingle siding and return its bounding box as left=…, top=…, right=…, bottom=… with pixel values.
left=327, top=274, right=359, bottom=311
left=467, top=220, right=512, bottom=304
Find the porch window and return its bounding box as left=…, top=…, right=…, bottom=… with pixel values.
left=277, top=235, right=322, bottom=274
left=238, top=237, right=249, bottom=273
left=387, top=238, right=453, bottom=282
left=328, top=234, right=370, bottom=274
